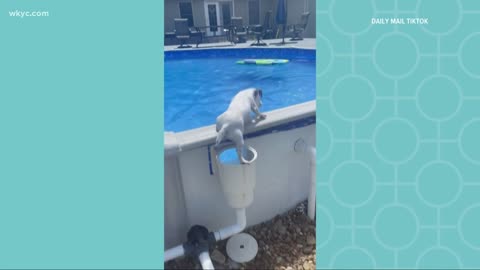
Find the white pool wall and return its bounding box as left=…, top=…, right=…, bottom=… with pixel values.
left=164, top=101, right=315, bottom=248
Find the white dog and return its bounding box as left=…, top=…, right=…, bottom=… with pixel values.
left=216, top=88, right=266, bottom=164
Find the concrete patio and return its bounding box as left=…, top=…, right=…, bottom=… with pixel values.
left=164, top=37, right=316, bottom=51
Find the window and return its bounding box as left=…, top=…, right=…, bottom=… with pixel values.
left=248, top=0, right=260, bottom=25
left=221, top=2, right=232, bottom=26
left=179, top=2, right=194, bottom=27
left=207, top=4, right=218, bottom=32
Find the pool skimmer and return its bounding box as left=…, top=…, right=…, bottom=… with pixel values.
left=226, top=233, right=258, bottom=263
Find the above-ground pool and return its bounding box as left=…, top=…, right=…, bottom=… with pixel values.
left=165, top=48, right=316, bottom=132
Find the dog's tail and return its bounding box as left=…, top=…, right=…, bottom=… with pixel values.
left=216, top=125, right=228, bottom=146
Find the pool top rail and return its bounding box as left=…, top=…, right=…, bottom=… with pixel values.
left=165, top=100, right=315, bottom=156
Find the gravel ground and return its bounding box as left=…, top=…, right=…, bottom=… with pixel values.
left=165, top=201, right=316, bottom=270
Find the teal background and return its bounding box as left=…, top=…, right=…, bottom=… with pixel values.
left=317, top=0, right=480, bottom=268
left=0, top=0, right=164, bottom=268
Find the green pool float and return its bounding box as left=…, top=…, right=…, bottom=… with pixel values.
left=236, top=59, right=289, bottom=65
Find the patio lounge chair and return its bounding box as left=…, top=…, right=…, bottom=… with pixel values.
left=251, top=10, right=273, bottom=46
left=173, top=18, right=204, bottom=48
left=288, top=12, right=310, bottom=41
left=174, top=18, right=192, bottom=48
left=190, top=27, right=204, bottom=48
left=231, top=17, right=247, bottom=44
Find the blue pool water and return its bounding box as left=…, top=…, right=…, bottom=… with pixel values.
left=219, top=147, right=255, bottom=165
left=219, top=148, right=241, bottom=165
left=165, top=49, right=315, bottom=132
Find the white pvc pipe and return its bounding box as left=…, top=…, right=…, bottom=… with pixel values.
left=213, top=208, right=246, bottom=241
left=307, top=147, right=316, bottom=220
left=294, top=139, right=316, bottom=220
left=164, top=244, right=185, bottom=262
left=199, top=251, right=215, bottom=270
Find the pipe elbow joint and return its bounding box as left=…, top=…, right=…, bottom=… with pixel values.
left=236, top=208, right=247, bottom=232
left=237, top=216, right=247, bottom=231
left=214, top=208, right=247, bottom=241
